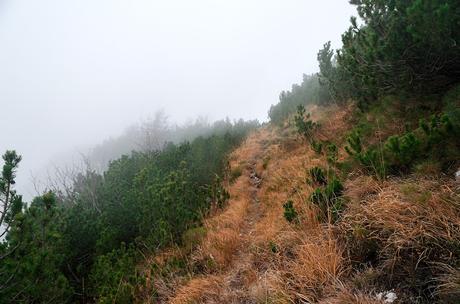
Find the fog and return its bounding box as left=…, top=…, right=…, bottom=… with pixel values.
left=0, top=0, right=355, bottom=200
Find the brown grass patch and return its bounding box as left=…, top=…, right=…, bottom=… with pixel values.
left=340, top=177, right=460, bottom=295
left=344, top=175, right=381, bottom=203
left=319, top=286, right=383, bottom=304
left=139, top=104, right=460, bottom=303
left=282, top=230, right=346, bottom=302
left=317, top=103, right=355, bottom=144
left=170, top=275, right=225, bottom=304
left=196, top=195, right=249, bottom=270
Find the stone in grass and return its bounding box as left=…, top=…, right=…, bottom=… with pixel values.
left=376, top=290, right=397, bottom=303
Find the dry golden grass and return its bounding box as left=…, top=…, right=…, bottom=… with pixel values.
left=317, top=103, right=355, bottom=144
left=319, top=287, right=384, bottom=304
left=340, top=176, right=460, bottom=296
left=138, top=246, right=192, bottom=303
left=196, top=191, right=249, bottom=269
left=241, top=112, right=351, bottom=303
left=140, top=104, right=460, bottom=303
left=170, top=275, right=225, bottom=304
left=283, top=230, right=346, bottom=302
left=194, top=130, right=269, bottom=270
left=344, top=175, right=381, bottom=203
left=341, top=177, right=460, bottom=253
left=166, top=129, right=271, bottom=303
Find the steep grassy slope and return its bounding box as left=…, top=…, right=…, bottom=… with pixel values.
left=136, top=102, right=460, bottom=303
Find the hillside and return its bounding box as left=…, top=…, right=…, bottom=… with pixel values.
left=136, top=102, right=460, bottom=303
left=1, top=1, right=459, bottom=303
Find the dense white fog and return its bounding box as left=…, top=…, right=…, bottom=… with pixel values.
left=0, top=0, right=355, bottom=199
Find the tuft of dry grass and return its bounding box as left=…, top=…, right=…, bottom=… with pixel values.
left=194, top=178, right=250, bottom=269
left=340, top=177, right=460, bottom=296
left=344, top=175, right=381, bottom=203
left=342, top=177, right=460, bottom=252
left=319, top=287, right=384, bottom=304
left=282, top=230, right=346, bottom=302
left=170, top=275, right=225, bottom=304
left=434, top=264, right=460, bottom=302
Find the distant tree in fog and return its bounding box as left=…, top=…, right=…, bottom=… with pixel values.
left=0, top=151, right=23, bottom=240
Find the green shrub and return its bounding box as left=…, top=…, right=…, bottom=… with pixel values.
left=344, top=131, right=362, bottom=156
left=385, top=132, right=420, bottom=172
left=418, top=111, right=460, bottom=171
left=268, top=74, right=329, bottom=124
left=308, top=166, right=327, bottom=186
left=420, top=113, right=459, bottom=147
left=360, top=149, right=386, bottom=179
left=310, top=188, right=326, bottom=206
left=420, top=114, right=450, bottom=147
left=335, top=0, right=460, bottom=105
left=310, top=139, right=323, bottom=154
left=294, top=105, right=317, bottom=141
left=324, top=178, right=344, bottom=199
left=326, top=143, right=338, bottom=165
left=90, top=244, right=141, bottom=304
left=283, top=200, right=298, bottom=223
left=345, top=131, right=386, bottom=179
left=210, top=175, right=230, bottom=208
left=310, top=178, right=344, bottom=222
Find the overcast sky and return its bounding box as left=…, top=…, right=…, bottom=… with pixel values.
left=0, top=0, right=356, bottom=199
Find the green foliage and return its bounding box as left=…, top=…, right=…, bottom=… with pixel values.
left=89, top=244, right=140, bottom=304
left=385, top=132, right=420, bottom=172
left=0, top=150, right=23, bottom=233
left=308, top=166, right=327, bottom=186
left=283, top=200, right=298, bottom=223
left=209, top=174, right=230, bottom=209
left=345, top=131, right=386, bottom=179
left=324, top=178, right=344, bottom=199
left=0, top=192, right=72, bottom=304
left=420, top=113, right=457, bottom=147
left=0, top=119, right=256, bottom=303
left=269, top=74, right=330, bottom=124
left=326, top=143, right=338, bottom=165
left=418, top=111, right=460, bottom=170
left=336, top=0, right=460, bottom=106
left=317, top=41, right=349, bottom=103
left=310, top=139, right=323, bottom=154
left=294, top=105, right=317, bottom=141
left=310, top=183, right=344, bottom=222
left=344, top=131, right=362, bottom=156
left=309, top=166, right=344, bottom=222
left=310, top=188, right=326, bottom=206
left=361, top=149, right=386, bottom=179
left=311, top=178, right=344, bottom=206
left=344, top=105, right=460, bottom=177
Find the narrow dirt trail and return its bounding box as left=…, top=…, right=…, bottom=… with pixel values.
left=223, top=147, right=265, bottom=300
left=169, top=129, right=272, bottom=304
left=163, top=105, right=421, bottom=304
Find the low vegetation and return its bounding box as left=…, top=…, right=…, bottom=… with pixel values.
left=1, top=0, right=459, bottom=303
left=0, top=121, right=258, bottom=303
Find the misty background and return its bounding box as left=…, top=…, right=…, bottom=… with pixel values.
left=0, top=0, right=355, bottom=200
